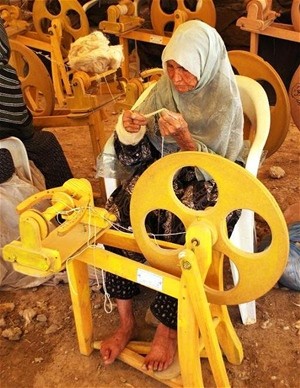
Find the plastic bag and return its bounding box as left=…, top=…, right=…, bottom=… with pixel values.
left=258, top=222, right=300, bottom=291
left=0, top=174, right=52, bottom=290
left=95, top=134, right=133, bottom=180
left=95, top=151, right=133, bottom=180
left=279, top=222, right=300, bottom=291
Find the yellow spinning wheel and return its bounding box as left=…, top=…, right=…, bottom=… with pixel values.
left=30, top=0, right=91, bottom=106
left=150, top=0, right=216, bottom=35
left=9, top=40, right=55, bottom=116
left=32, top=0, right=90, bottom=44
left=2, top=153, right=289, bottom=386
left=130, top=152, right=289, bottom=306
left=228, top=50, right=291, bottom=157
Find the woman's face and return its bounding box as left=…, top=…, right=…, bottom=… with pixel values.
left=166, top=60, right=198, bottom=93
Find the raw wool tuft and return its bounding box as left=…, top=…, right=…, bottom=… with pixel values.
left=68, top=31, right=123, bottom=74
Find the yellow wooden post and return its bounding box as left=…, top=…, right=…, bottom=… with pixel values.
left=211, top=304, right=243, bottom=365
left=66, top=259, right=93, bottom=356
left=178, top=276, right=204, bottom=387
left=180, top=235, right=231, bottom=388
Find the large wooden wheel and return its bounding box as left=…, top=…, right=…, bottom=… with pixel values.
left=9, top=40, right=55, bottom=116
left=150, top=0, right=216, bottom=35
left=130, top=152, right=289, bottom=305
left=32, top=0, right=90, bottom=44
left=228, top=50, right=291, bottom=157
left=289, top=65, right=300, bottom=130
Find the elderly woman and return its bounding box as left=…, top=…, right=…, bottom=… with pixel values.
left=0, top=18, right=73, bottom=189
left=100, top=20, right=244, bottom=373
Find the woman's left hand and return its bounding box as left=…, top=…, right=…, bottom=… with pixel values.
left=158, top=110, right=197, bottom=151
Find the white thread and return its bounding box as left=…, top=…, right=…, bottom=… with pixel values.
left=102, top=74, right=116, bottom=104
left=117, top=4, right=128, bottom=15
left=143, top=108, right=179, bottom=120
left=143, top=108, right=168, bottom=118
left=149, top=231, right=185, bottom=238
left=52, top=203, right=185, bottom=241
left=88, top=206, right=113, bottom=313
left=101, top=270, right=113, bottom=314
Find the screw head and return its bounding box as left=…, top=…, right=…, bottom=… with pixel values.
left=182, top=260, right=191, bottom=270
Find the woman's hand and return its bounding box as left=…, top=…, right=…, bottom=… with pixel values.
left=158, top=110, right=197, bottom=151
left=122, top=110, right=148, bottom=133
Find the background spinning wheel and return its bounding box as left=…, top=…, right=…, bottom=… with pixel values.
left=228, top=50, right=291, bottom=157
left=32, top=0, right=90, bottom=47
left=130, top=152, right=289, bottom=306
left=0, top=5, right=22, bottom=25
left=291, top=0, right=300, bottom=32
left=289, top=65, right=300, bottom=130
left=150, top=0, right=216, bottom=36
left=9, top=40, right=55, bottom=117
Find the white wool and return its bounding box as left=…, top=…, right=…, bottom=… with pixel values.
left=108, top=45, right=124, bottom=70
left=68, top=31, right=124, bottom=74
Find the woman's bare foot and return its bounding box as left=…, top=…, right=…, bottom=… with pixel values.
left=100, top=323, right=136, bottom=365
left=143, top=323, right=177, bottom=372
left=100, top=299, right=136, bottom=365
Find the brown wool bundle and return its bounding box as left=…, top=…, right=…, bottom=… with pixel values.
left=68, top=31, right=123, bottom=74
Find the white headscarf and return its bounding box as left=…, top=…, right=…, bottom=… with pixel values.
left=136, top=20, right=244, bottom=161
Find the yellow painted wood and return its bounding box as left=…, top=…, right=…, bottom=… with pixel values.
left=2, top=179, right=112, bottom=276
left=211, top=304, right=243, bottom=365
left=178, top=275, right=204, bottom=387
left=5, top=2, right=121, bottom=203
left=32, top=0, right=90, bottom=42
left=185, top=221, right=214, bottom=279
left=101, top=1, right=215, bottom=78
left=78, top=247, right=181, bottom=300
left=117, top=347, right=182, bottom=388
left=179, top=248, right=230, bottom=387
left=2, top=151, right=290, bottom=387
left=67, top=259, right=93, bottom=356
left=228, top=50, right=291, bottom=157
left=151, top=0, right=216, bottom=35
left=93, top=341, right=182, bottom=387
left=94, top=340, right=151, bottom=354
left=98, top=228, right=182, bottom=253
left=130, top=152, right=289, bottom=305
left=9, top=39, right=55, bottom=116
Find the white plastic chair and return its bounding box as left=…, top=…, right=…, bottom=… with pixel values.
left=230, top=75, right=271, bottom=325
left=0, top=136, right=33, bottom=183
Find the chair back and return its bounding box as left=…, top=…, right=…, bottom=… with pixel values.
left=0, top=137, right=32, bottom=183
left=236, top=74, right=270, bottom=176
left=230, top=75, right=271, bottom=324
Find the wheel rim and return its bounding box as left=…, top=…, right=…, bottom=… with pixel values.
left=150, top=0, right=216, bottom=36
left=130, top=152, right=289, bottom=305
left=228, top=50, right=291, bottom=157
left=9, top=40, right=55, bottom=116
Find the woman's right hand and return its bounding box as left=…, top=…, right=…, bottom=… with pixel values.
left=122, top=110, right=148, bottom=133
